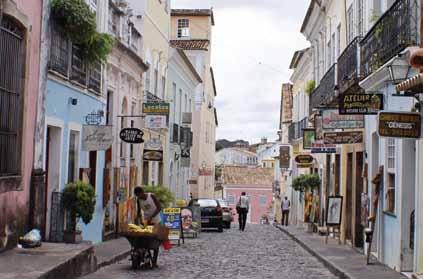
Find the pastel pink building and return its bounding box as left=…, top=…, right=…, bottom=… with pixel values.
left=0, top=0, right=42, bottom=251
left=222, top=166, right=273, bottom=224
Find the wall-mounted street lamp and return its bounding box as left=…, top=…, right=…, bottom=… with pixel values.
left=388, top=56, right=411, bottom=85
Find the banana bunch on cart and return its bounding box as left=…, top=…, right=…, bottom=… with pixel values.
left=128, top=224, right=154, bottom=234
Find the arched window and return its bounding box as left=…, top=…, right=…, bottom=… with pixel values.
left=0, top=15, right=25, bottom=178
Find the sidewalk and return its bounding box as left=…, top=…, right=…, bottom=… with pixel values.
left=275, top=224, right=405, bottom=279
left=0, top=238, right=131, bottom=279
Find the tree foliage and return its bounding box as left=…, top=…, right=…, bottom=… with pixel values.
left=51, top=0, right=115, bottom=64
left=292, top=174, right=321, bottom=193
left=142, top=185, right=175, bottom=208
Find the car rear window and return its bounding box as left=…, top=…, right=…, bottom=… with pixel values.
left=198, top=199, right=218, bottom=207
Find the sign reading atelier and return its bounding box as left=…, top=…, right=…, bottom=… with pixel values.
left=339, top=93, right=384, bottom=115
left=142, top=102, right=170, bottom=115
left=378, top=112, right=421, bottom=139
left=324, top=131, right=363, bottom=144
left=295, top=154, right=314, bottom=164
left=322, top=109, right=364, bottom=129
left=119, top=128, right=144, bottom=144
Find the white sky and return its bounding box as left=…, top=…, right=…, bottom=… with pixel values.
left=172, top=0, right=310, bottom=144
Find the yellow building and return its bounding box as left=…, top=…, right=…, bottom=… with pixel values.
left=170, top=9, right=218, bottom=199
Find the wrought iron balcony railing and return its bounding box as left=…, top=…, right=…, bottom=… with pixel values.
left=338, top=37, right=361, bottom=94
left=309, top=64, right=336, bottom=112
left=288, top=117, right=308, bottom=143
left=48, top=22, right=102, bottom=95
left=360, top=0, right=418, bottom=79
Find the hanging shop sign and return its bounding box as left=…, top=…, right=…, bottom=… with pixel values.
left=378, top=112, right=421, bottom=139
left=162, top=208, right=182, bottom=241
left=311, top=142, right=336, bottom=154
left=81, top=125, right=113, bottom=151
left=279, top=146, right=290, bottom=169
left=181, top=127, right=193, bottom=147
left=199, top=168, right=213, bottom=176
left=324, top=131, right=363, bottom=144
left=314, top=115, right=324, bottom=140
left=339, top=93, right=384, bottom=115
left=144, top=138, right=163, bottom=151
left=181, top=157, right=191, bottom=168
left=119, top=128, right=144, bottom=144
left=295, top=154, right=314, bottom=164
left=145, top=115, right=167, bottom=129
left=322, top=109, right=364, bottom=129
left=143, top=149, right=163, bottom=161
left=142, top=102, right=170, bottom=115
left=303, top=129, right=315, bottom=150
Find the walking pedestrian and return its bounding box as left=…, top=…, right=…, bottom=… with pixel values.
left=237, top=192, right=249, bottom=231
left=281, top=196, right=290, bottom=226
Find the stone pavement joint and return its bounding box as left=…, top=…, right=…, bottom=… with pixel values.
left=275, top=224, right=406, bottom=279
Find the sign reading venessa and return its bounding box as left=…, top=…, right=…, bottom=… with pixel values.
left=378, top=112, right=421, bottom=139
left=322, top=109, right=364, bottom=129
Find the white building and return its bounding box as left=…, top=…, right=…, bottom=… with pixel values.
left=215, top=148, right=258, bottom=166
left=165, top=48, right=202, bottom=200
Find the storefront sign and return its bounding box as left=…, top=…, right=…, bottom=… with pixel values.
left=311, top=142, right=336, bottom=153
left=142, top=102, right=170, bottom=115
left=199, top=168, right=213, bottom=176
left=143, top=149, right=163, bottom=161
left=181, top=127, right=193, bottom=147
left=279, top=146, right=290, bottom=169
left=119, top=128, right=144, bottom=144
left=303, top=129, right=315, bottom=150
left=82, top=125, right=113, bottom=151
left=295, top=154, right=314, bottom=164
left=322, top=109, right=364, bottom=129
left=378, top=112, right=421, bottom=139
left=144, top=138, right=163, bottom=151
left=324, top=131, right=363, bottom=144
left=162, top=208, right=182, bottom=241
left=339, top=93, right=383, bottom=115
left=145, top=115, right=167, bottom=129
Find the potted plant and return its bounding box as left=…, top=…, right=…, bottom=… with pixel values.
left=62, top=181, right=96, bottom=243
left=292, top=174, right=321, bottom=232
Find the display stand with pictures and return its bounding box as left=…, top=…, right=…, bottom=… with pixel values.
left=325, top=196, right=343, bottom=245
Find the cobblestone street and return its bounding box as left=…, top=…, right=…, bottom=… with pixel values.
left=84, top=225, right=338, bottom=279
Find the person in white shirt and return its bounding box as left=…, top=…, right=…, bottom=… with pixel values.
left=237, top=192, right=249, bottom=231
left=281, top=196, right=291, bottom=226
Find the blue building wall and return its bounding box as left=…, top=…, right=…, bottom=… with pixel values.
left=46, top=79, right=106, bottom=243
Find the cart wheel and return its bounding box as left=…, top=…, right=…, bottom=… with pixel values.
left=146, top=250, right=154, bottom=269
left=131, top=253, right=140, bottom=270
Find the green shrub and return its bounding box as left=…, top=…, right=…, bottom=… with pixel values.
left=63, top=181, right=96, bottom=229
left=142, top=185, right=175, bottom=208
left=305, top=80, right=316, bottom=95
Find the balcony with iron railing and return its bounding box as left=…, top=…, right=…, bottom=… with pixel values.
left=48, top=23, right=102, bottom=95
left=338, top=37, right=362, bottom=94
left=288, top=117, right=308, bottom=143
left=309, top=64, right=336, bottom=112
left=360, top=0, right=418, bottom=79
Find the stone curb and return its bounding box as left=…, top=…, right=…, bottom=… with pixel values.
left=274, top=224, right=351, bottom=279
left=96, top=249, right=131, bottom=270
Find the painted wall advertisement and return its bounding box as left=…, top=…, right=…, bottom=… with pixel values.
left=162, top=208, right=182, bottom=241
left=378, top=112, right=421, bottom=139
left=339, top=93, right=383, bottom=115
left=324, top=131, right=363, bottom=144
left=322, top=109, right=364, bottom=129
left=81, top=125, right=113, bottom=151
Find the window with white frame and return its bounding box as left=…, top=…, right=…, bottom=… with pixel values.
left=145, top=69, right=151, bottom=92
left=358, top=0, right=364, bottom=36
left=347, top=5, right=354, bottom=44
left=385, top=138, right=396, bottom=214
left=327, top=40, right=331, bottom=69
left=67, top=131, right=79, bottom=183
left=336, top=25, right=341, bottom=58
left=177, top=19, right=190, bottom=38
left=331, top=33, right=336, bottom=63
left=154, top=69, right=159, bottom=96
left=161, top=76, right=166, bottom=99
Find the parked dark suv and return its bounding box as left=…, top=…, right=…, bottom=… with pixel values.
left=189, top=198, right=223, bottom=232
